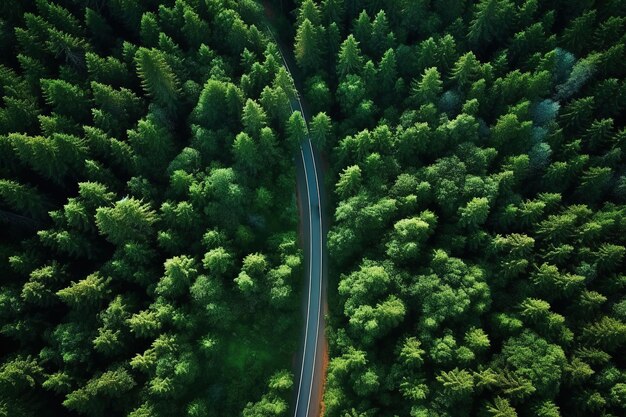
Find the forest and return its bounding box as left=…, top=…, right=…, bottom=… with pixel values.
left=1, top=1, right=626, bottom=417
left=0, top=0, right=303, bottom=416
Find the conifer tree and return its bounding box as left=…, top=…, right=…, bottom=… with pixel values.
left=295, top=18, right=322, bottom=73
left=134, top=47, right=180, bottom=113
left=412, top=67, right=443, bottom=105
left=95, top=198, right=157, bottom=245
left=337, top=35, right=364, bottom=78
left=468, top=0, right=515, bottom=46
left=41, top=79, right=90, bottom=122
left=297, top=0, right=321, bottom=27
left=0, top=179, right=49, bottom=222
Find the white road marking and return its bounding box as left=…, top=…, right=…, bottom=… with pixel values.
left=266, top=23, right=324, bottom=417
left=304, top=129, right=323, bottom=417
left=296, top=143, right=314, bottom=417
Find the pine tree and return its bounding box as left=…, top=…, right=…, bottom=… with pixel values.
left=297, top=0, right=321, bottom=27
left=306, top=76, right=332, bottom=113
left=287, top=111, right=307, bottom=152
left=337, top=35, right=363, bottom=78
left=156, top=255, right=198, bottom=299
left=0, top=179, right=49, bottom=221
left=44, top=26, right=88, bottom=68
left=139, top=12, right=160, bottom=48
left=322, top=0, right=345, bottom=25
left=134, top=47, right=180, bottom=113
left=63, top=367, right=136, bottom=415
left=575, top=167, right=612, bottom=203
left=95, top=198, right=157, bottom=245
left=203, top=247, right=234, bottom=277
left=41, top=78, right=90, bottom=122
left=9, top=132, right=87, bottom=183
left=485, top=397, right=518, bottom=417
left=193, top=79, right=243, bottom=130
left=335, top=165, right=362, bottom=199
left=181, top=6, right=210, bottom=50
left=85, top=52, right=131, bottom=88
left=57, top=272, right=110, bottom=310
left=377, top=48, right=398, bottom=99
left=0, top=95, right=40, bottom=135
left=233, top=132, right=260, bottom=174
left=310, top=112, right=332, bottom=149
left=352, top=11, right=372, bottom=51
left=468, top=0, right=516, bottom=46
left=91, top=81, right=143, bottom=136
left=562, top=10, right=596, bottom=56
left=108, top=0, right=146, bottom=33
left=451, top=52, right=481, bottom=89
left=295, top=19, right=322, bottom=73
left=436, top=368, right=474, bottom=401
left=458, top=197, right=489, bottom=229
left=241, top=99, right=268, bottom=138
left=84, top=7, right=115, bottom=50
left=127, top=115, right=175, bottom=179
left=371, top=10, right=394, bottom=58
left=582, top=316, right=626, bottom=351
left=411, top=67, right=443, bottom=105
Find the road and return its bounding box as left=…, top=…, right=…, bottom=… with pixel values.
left=263, top=18, right=327, bottom=417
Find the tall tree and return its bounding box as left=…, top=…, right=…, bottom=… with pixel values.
left=337, top=35, right=364, bottom=78
left=134, top=47, right=180, bottom=113
left=295, top=19, right=322, bottom=73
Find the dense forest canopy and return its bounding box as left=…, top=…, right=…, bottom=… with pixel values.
left=1, top=1, right=626, bottom=417
left=1, top=1, right=302, bottom=416
left=286, top=1, right=626, bottom=417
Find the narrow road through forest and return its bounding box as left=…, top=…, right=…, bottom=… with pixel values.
left=262, top=4, right=328, bottom=417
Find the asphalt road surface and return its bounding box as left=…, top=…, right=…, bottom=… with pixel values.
left=264, top=22, right=326, bottom=417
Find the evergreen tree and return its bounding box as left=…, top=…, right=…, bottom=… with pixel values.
left=41, top=79, right=90, bottom=122
left=287, top=111, right=308, bottom=152
left=337, top=35, right=364, bottom=78
left=95, top=198, right=157, bottom=245
left=241, top=98, right=268, bottom=138
left=295, top=19, right=322, bottom=73
left=134, top=47, right=180, bottom=113
left=412, top=67, right=443, bottom=105
left=468, top=0, right=516, bottom=47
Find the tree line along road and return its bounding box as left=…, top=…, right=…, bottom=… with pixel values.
left=263, top=11, right=328, bottom=417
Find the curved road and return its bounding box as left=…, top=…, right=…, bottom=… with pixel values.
left=263, top=18, right=326, bottom=417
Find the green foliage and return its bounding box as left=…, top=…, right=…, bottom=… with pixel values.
left=468, top=0, right=516, bottom=47
left=310, top=112, right=332, bottom=149
left=386, top=211, right=437, bottom=263
left=458, top=197, right=490, bottom=229
left=8, top=133, right=87, bottom=183
left=63, top=367, right=136, bottom=415
left=337, top=35, right=364, bottom=78
left=287, top=111, right=308, bottom=151
left=156, top=255, right=198, bottom=298
left=96, top=198, right=157, bottom=245
left=295, top=18, right=322, bottom=73
left=127, top=115, right=175, bottom=179
left=484, top=396, right=517, bottom=417
left=0, top=179, right=49, bottom=221
left=41, top=78, right=90, bottom=122
left=412, top=67, right=442, bottom=105
left=57, top=273, right=110, bottom=310
left=193, top=79, right=243, bottom=130
left=134, top=47, right=180, bottom=112
left=242, top=370, right=292, bottom=417
left=242, top=99, right=268, bottom=138
left=2, top=1, right=626, bottom=417
left=316, top=2, right=626, bottom=416
left=3, top=2, right=305, bottom=416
